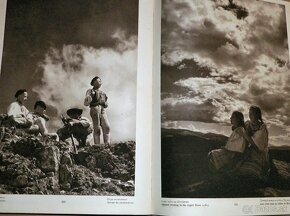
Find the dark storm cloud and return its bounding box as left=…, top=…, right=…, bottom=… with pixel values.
left=161, top=57, right=240, bottom=95
left=249, top=81, right=267, bottom=96
left=220, top=0, right=249, bottom=20
left=213, top=74, right=240, bottom=84
left=161, top=18, right=240, bottom=67
left=255, top=94, right=287, bottom=113
left=162, top=98, right=219, bottom=123
left=161, top=58, right=212, bottom=93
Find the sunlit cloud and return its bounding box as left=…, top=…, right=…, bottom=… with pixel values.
left=33, top=30, right=137, bottom=142
left=161, top=0, right=290, bottom=145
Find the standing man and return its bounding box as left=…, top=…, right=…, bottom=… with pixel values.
left=84, top=76, right=110, bottom=144
left=7, top=89, right=33, bottom=128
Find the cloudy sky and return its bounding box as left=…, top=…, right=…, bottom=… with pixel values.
left=161, top=0, right=290, bottom=146
left=0, top=0, right=138, bottom=142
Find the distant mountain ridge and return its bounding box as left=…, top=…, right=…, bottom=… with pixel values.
left=162, top=127, right=228, bottom=141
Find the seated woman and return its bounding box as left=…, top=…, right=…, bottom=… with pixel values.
left=208, top=111, right=248, bottom=172
left=235, top=106, right=269, bottom=182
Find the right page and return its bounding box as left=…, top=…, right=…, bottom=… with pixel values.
left=153, top=0, right=290, bottom=215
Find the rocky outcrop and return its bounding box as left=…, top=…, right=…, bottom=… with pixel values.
left=0, top=124, right=135, bottom=195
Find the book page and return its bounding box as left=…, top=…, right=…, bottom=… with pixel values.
left=153, top=0, right=290, bottom=215
left=0, top=0, right=153, bottom=214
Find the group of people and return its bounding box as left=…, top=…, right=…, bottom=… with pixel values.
left=4, top=76, right=110, bottom=147
left=208, top=106, right=269, bottom=182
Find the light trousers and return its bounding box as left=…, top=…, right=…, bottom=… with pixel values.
left=90, top=106, right=110, bottom=144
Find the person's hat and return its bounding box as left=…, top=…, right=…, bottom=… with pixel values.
left=66, top=108, right=83, bottom=118
left=90, top=76, right=100, bottom=86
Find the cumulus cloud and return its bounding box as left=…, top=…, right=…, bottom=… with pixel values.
left=161, top=0, right=290, bottom=145
left=162, top=77, right=251, bottom=123
left=162, top=0, right=287, bottom=72
left=162, top=97, right=219, bottom=123
left=33, top=30, right=137, bottom=142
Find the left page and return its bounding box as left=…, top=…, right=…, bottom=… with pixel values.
left=0, top=0, right=153, bottom=214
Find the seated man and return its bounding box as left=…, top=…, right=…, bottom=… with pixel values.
left=57, top=108, right=92, bottom=147
left=6, top=89, right=33, bottom=128
left=31, top=100, right=59, bottom=140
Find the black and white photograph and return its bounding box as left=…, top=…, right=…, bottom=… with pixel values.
left=161, top=0, right=290, bottom=198
left=0, top=0, right=138, bottom=196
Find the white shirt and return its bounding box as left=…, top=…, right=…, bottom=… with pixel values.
left=7, top=101, right=30, bottom=118
left=252, top=124, right=268, bottom=151
left=225, top=127, right=247, bottom=153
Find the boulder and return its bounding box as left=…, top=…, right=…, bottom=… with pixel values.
left=14, top=175, right=28, bottom=187
left=39, top=146, right=60, bottom=173
left=11, top=137, right=44, bottom=158
left=60, top=153, right=73, bottom=166
left=59, top=164, right=73, bottom=185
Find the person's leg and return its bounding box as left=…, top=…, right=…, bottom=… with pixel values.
left=25, top=124, right=40, bottom=135
left=90, top=107, right=101, bottom=144
left=12, top=116, right=32, bottom=128
left=71, top=125, right=91, bottom=147
left=100, top=109, right=110, bottom=144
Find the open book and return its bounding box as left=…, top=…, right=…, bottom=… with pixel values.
left=1, top=0, right=290, bottom=215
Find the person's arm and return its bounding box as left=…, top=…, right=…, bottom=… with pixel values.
left=69, top=117, right=90, bottom=128
left=101, top=92, right=108, bottom=108
left=84, top=89, right=92, bottom=106
left=35, top=117, right=59, bottom=140
left=103, top=100, right=108, bottom=108
left=238, top=128, right=254, bottom=145
left=252, top=124, right=268, bottom=151
left=241, top=125, right=268, bottom=151
left=79, top=117, right=90, bottom=127
left=35, top=117, right=48, bottom=135
left=24, top=108, right=34, bottom=125
left=225, top=128, right=246, bottom=153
